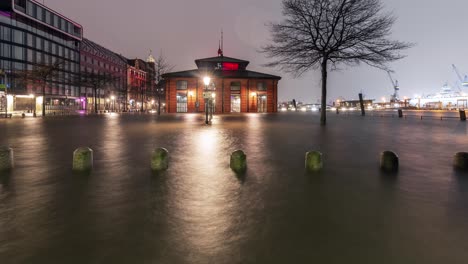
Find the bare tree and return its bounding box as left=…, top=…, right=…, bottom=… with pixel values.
left=155, top=52, right=175, bottom=115
left=76, top=71, right=116, bottom=114
left=16, top=60, right=65, bottom=117
left=262, top=0, right=412, bottom=125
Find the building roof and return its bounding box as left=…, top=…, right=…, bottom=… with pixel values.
left=162, top=69, right=281, bottom=80
left=195, top=56, right=249, bottom=64
left=82, top=38, right=127, bottom=66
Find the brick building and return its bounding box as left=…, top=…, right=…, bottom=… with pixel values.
left=80, top=38, right=127, bottom=111
left=163, top=54, right=281, bottom=113
left=127, top=55, right=156, bottom=111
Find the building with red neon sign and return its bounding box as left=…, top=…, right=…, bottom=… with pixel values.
left=163, top=54, right=281, bottom=114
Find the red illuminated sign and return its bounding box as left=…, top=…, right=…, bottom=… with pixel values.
left=222, top=63, right=239, bottom=71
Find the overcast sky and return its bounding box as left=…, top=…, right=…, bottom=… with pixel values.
left=44, top=0, right=468, bottom=103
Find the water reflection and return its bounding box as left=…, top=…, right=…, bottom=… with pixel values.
left=0, top=113, right=467, bottom=262
left=166, top=124, right=242, bottom=261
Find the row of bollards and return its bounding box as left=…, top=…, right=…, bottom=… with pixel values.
left=1, top=147, right=468, bottom=174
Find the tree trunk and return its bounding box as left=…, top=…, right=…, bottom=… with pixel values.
left=42, top=82, right=46, bottom=117
left=94, top=87, right=98, bottom=114
left=157, top=92, right=161, bottom=115
left=320, top=57, right=328, bottom=126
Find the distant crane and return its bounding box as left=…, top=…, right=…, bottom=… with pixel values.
left=387, top=71, right=400, bottom=102
left=451, top=64, right=468, bottom=89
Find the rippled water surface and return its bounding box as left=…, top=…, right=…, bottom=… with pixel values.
left=0, top=112, right=468, bottom=263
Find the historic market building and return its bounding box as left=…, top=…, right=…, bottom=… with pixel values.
left=162, top=51, right=281, bottom=114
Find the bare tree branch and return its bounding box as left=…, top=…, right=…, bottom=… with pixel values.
left=155, top=51, right=175, bottom=115
left=15, top=59, right=66, bottom=116
left=261, top=0, right=413, bottom=125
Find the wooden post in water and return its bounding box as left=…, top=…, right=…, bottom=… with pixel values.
left=359, top=93, right=365, bottom=116
left=398, top=109, right=403, bottom=118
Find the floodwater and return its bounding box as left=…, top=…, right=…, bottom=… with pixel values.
left=0, top=112, right=468, bottom=263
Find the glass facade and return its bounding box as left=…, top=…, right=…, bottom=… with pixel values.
left=0, top=1, right=82, bottom=100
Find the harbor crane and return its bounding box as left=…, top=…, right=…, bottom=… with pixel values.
left=451, top=64, right=468, bottom=88
left=387, top=71, right=400, bottom=102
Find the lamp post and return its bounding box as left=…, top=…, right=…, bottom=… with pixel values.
left=203, top=76, right=211, bottom=124
left=111, top=95, right=115, bottom=112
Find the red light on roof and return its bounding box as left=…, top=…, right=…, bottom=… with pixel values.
left=223, top=63, right=239, bottom=71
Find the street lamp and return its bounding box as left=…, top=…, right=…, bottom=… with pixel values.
left=110, top=95, right=115, bottom=112
left=204, top=76, right=211, bottom=124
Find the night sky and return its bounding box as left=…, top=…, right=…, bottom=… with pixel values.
left=42, top=0, right=468, bottom=103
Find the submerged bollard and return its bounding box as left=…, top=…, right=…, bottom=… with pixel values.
left=305, top=151, right=323, bottom=172
left=380, top=151, right=399, bottom=172
left=453, top=152, right=468, bottom=171
left=73, top=147, right=93, bottom=172
left=0, top=147, right=14, bottom=171
left=230, top=150, right=247, bottom=173
left=151, top=148, right=169, bottom=171
left=398, top=109, right=403, bottom=118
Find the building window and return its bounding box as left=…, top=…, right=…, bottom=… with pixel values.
left=257, top=94, right=267, bottom=113
left=36, top=37, right=42, bottom=50
left=231, top=94, right=241, bottom=113
left=27, top=33, right=33, bottom=47
left=73, top=26, right=81, bottom=37
left=35, top=52, right=42, bottom=63
left=14, top=0, right=26, bottom=10
left=176, top=80, right=188, bottom=90
left=26, top=1, right=35, bottom=17
left=53, top=14, right=59, bottom=28
left=230, top=81, right=241, bottom=91
left=257, top=82, right=267, bottom=91
left=43, top=39, right=48, bottom=51
left=1, top=44, right=11, bottom=58
left=13, top=29, right=24, bottom=44
left=45, top=10, right=51, bottom=25
left=27, top=49, right=33, bottom=62
left=13, top=46, right=24, bottom=60
left=36, top=6, right=43, bottom=21
left=0, top=26, right=11, bottom=42
left=176, top=92, right=187, bottom=113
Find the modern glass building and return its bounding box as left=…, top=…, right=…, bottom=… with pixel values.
left=0, top=0, right=82, bottom=114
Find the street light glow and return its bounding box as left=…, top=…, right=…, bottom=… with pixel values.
left=203, top=76, right=211, bottom=86
left=111, top=95, right=115, bottom=100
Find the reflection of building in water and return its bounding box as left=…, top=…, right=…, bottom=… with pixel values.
left=163, top=47, right=281, bottom=113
